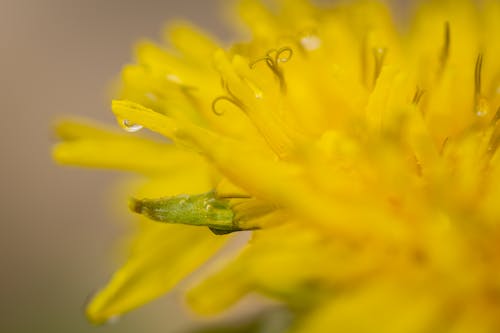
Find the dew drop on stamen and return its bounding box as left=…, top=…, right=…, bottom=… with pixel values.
left=122, top=119, right=143, bottom=132
left=476, top=98, right=489, bottom=117
left=476, top=109, right=488, bottom=117
left=243, top=77, right=264, bottom=99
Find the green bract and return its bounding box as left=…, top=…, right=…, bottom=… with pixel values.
left=130, top=191, right=243, bottom=234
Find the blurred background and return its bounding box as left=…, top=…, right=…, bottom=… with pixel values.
left=0, top=0, right=410, bottom=332
left=1, top=1, right=229, bottom=332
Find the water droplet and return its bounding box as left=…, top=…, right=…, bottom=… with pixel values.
left=122, top=119, right=143, bottom=132
left=476, top=109, right=488, bottom=117
left=476, top=98, right=489, bottom=117
left=145, top=92, right=158, bottom=101
left=106, top=315, right=121, bottom=325
left=203, top=198, right=216, bottom=212
left=243, top=77, right=264, bottom=100
left=166, top=74, right=182, bottom=84
left=176, top=194, right=189, bottom=202
left=300, top=35, right=321, bottom=51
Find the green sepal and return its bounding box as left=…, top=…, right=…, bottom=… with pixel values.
left=130, top=190, right=249, bottom=234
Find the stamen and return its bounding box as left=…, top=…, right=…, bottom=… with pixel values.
left=250, top=47, right=293, bottom=93
left=439, top=137, right=449, bottom=156
left=361, top=34, right=368, bottom=87
left=475, top=53, right=488, bottom=117
left=250, top=56, right=274, bottom=69
left=212, top=96, right=245, bottom=115
left=275, top=47, right=293, bottom=63
left=439, top=22, right=450, bottom=72
left=488, top=134, right=499, bottom=156
left=412, top=86, right=426, bottom=105
left=373, top=47, right=387, bottom=86
left=211, top=79, right=247, bottom=116
left=491, top=107, right=500, bottom=126
left=412, top=154, right=423, bottom=177
left=475, top=53, right=483, bottom=98
left=487, top=107, right=500, bottom=155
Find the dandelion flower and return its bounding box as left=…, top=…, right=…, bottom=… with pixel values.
left=54, top=0, right=500, bottom=331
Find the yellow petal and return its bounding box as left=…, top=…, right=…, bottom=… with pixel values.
left=86, top=224, right=229, bottom=324
left=184, top=127, right=409, bottom=243
left=111, top=100, right=183, bottom=138
left=165, top=22, right=219, bottom=64
left=186, top=254, right=251, bottom=315
left=54, top=118, right=124, bottom=141
left=53, top=120, right=205, bottom=174
left=291, top=282, right=440, bottom=333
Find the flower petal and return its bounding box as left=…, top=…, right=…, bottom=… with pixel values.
left=86, top=224, right=229, bottom=324
left=53, top=120, right=205, bottom=174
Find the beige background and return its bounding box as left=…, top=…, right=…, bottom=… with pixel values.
left=0, top=0, right=410, bottom=332
left=0, top=1, right=228, bottom=332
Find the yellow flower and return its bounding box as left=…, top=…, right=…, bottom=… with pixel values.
left=54, top=0, right=500, bottom=331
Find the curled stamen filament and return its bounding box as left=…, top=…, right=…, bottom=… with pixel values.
left=212, top=79, right=247, bottom=116
left=275, top=47, right=293, bottom=63
left=250, top=47, right=293, bottom=93
left=212, top=96, right=245, bottom=115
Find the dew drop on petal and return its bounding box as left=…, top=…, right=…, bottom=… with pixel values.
left=166, top=73, right=182, bottom=84
left=203, top=198, right=216, bottom=212
left=122, top=119, right=143, bottom=132
left=106, top=315, right=121, bottom=325
left=300, top=35, right=322, bottom=51
left=145, top=92, right=158, bottom=102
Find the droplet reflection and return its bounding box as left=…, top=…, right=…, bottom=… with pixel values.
left=122, top=119, right=143, bottom=132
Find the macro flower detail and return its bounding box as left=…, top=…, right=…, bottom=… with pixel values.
left=54, top=0, right=500, bottom=332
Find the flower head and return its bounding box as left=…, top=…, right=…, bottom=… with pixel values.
left=54, top=0, right=500, bottom=331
